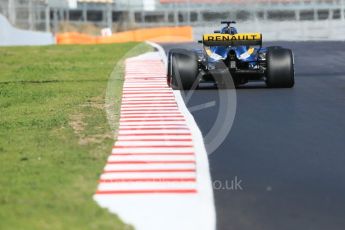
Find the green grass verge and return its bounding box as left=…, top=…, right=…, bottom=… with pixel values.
left=0, top=43, right=152, bottom=230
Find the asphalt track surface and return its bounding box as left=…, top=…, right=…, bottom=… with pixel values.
left=161, top=42, right=345, bottom=230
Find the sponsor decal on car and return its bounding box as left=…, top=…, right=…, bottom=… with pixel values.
left=203, top=33, right=262, bottom=46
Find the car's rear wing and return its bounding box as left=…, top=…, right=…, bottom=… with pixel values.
left=202, top=33, right=262, bottom=46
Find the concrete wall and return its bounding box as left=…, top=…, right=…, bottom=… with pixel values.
left=0, top=14, right=55, bottom=46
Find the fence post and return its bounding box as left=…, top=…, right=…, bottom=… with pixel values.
left=341, top=0, right=345, bottom=21
left=53, top=8, right=58, bottom=33
left=187, top=0, right=190, bottom=25
left=28, top=0, right=34, bottom=30
left=45, top=0, right=50, bottom=32
left=8, top=0, right=16, bottom=25
left=82, top=2, right=87, bottom=22
left=295, top=10, right=300, bottom=21
left=313, top=8, right=318, bottom=21
left=174, top=3, right=178, bottom=26
left=109, top=3, right=113, bottom=29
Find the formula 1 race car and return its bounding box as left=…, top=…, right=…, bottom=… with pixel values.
left=167, top=21, right=295, bottom=89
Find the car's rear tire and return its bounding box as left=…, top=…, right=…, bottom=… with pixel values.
left=170, top=50, right=199, bottom=90
left=266, top=47, right=294, bottom=88
left=167, top=49, right=186, bottom=86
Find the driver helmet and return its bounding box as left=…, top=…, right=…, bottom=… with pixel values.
left=222, top=27, right=237, bottom=35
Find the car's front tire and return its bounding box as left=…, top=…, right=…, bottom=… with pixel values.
left=266, top=47, right=295, bottom=88
left=170, top=50, right=199, bottom=90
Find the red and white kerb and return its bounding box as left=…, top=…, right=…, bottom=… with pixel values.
left=95, top=57, right=197, bottom=195
left=93, top=51, right=215, bottom=230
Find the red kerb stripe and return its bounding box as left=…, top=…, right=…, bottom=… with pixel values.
left=95, top=189, right=197, bottom=195
left=112, top=152, right=194, bottom=156
left=114, top=145, right=193, bottom=148
left=103, top=169, right=196, bottom=173
left=99, top=178, right=196, bottom=183
left=107, top=160, right=196, bottom=164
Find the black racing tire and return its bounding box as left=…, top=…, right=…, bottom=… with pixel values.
left=170, top=50, right=199, bottom=90
left=167, top=49, right=187, bottom=87
left=266, top=47, right=295, bottom=88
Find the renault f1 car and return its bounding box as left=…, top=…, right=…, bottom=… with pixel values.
left=167, top=21, right=295, bottom=89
